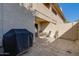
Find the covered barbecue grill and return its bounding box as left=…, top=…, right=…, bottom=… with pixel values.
left=2, top=29, right=33, bottom=56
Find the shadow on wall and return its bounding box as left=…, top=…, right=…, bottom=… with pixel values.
left=40, top=21, right=49, bottom=33
left=59, top=22, right=79, bottom=41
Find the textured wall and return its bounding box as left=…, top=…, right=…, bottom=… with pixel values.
left=61, top=25, right=78, bottom=40
left=58, top=22, right=78, bottom=41
left=32, top=3, right=61, bottom=24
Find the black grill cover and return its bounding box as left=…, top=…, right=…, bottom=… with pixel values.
left=2, top=29, right=33, bottom=56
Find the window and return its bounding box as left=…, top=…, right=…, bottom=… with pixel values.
left=52, top=8, right=57, bottom=15
left=43, top=3, right=50, bottom=9
left=35, top=24, right=38, bottom=30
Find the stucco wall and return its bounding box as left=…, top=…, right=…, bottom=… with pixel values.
left=60, top=24, right=78, bottom=40
left=0, top=4, right=35, bottom=45
left=42, top=21, right=78, bottom=40
left=31, top=3, right=64, bottom=39
left=43, top=23, right=57, bottom=38
left=74, top=23, right=79, bottom=48
left=33, top=4, right=64, bottom=24
left=32, top=4, right=57, bottom=23
left=58, top=22, right=78, bottom=40
left=57, top=23, right=76, bottom=37
left=56, top=14, right=64, bottom=24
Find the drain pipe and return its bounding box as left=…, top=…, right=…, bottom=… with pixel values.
left=1, top=4, right=4, bottom=46
left=32, top=9, right=36, bottom=43
left=72, top=22, right=74, bottom=40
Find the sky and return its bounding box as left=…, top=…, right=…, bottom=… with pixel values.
left=59, top=3, right=79, bottom=22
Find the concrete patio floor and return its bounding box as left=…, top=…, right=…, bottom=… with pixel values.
left=22, top=37, right=79, bottom=56
left=0, top=37, right=79, bottom=56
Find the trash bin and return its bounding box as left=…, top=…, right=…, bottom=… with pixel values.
left=2, top=29, right=33, bottom=56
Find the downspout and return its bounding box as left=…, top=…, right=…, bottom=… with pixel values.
left=1, top=4, right=4, bottom=46
left=72, top=22, right=74, bottom=40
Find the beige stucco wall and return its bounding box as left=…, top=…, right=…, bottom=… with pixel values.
left=59, top=23, right=78, bottom=40
left=32, top=3, right=62, bottom=24
left=23, top=3, right=79, bottom=41
left=29, top=3, right=64, bottom=39
left=32, top=3, right=79, bottom=41
left=57, top=22, right=77, bottom=38
left=43, top=23, right=57, bottom=38
left=42, top=22, right=78, bottom=40
left=56, top=14, right=64, bottom=24
left=74, top=23, right=79, bottom=48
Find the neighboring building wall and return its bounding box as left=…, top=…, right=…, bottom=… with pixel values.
left=55, top=14, right=64, bottom=24
left=74, top=23, right=79, bottom=48
left=42, top=21, right=78, bottom=40
left=32, top=3, right=57, bottom=24
left=31, top=3, right=64, bottom=38
left=58, top=22, right=78, bottom=40
left=31, top=4, right=63, bottom=25
left=0, top=4, right=35, bottom=45
left=57, top=23, right=73, bottom=38
left=24, top=3, right=75, bottom=41
left=43, top=23, right=57, bottom=38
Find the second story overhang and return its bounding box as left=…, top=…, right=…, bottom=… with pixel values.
left=23, top=3, right=65, bottom=24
